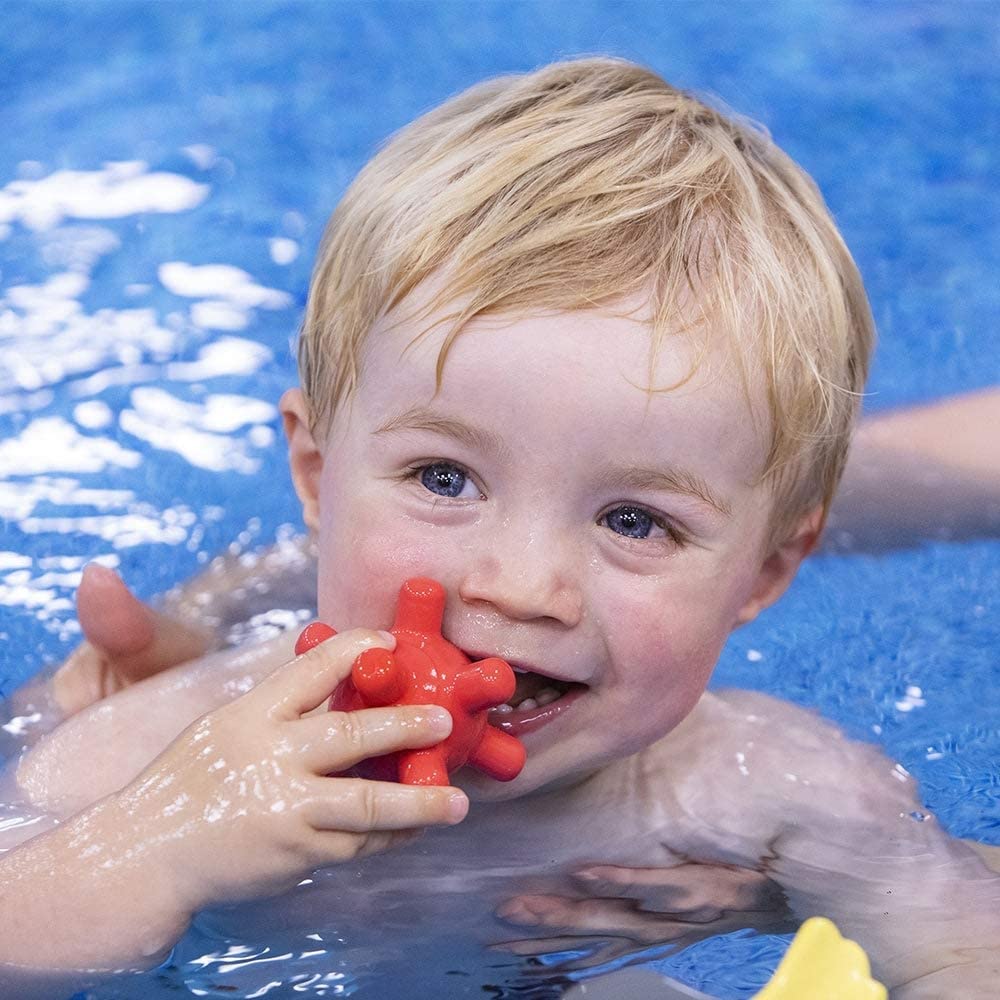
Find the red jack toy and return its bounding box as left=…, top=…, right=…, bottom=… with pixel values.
left=294, top=578, right=527, bottom=786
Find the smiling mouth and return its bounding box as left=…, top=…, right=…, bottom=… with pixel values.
left=493, top=668, right=580, bottom=712
left=485, top=666, right=588, bottom=734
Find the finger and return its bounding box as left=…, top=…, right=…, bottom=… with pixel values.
left=573, top=863, right=778, bottom=913
left=341, top=828, right=424, bottom=860
left=302, top=776, right=468, bottom=832
left=295, top=704, right=453, bottom=773
left=573, top=863, right=691, bottom=891
left=71, top=564, right=211, bottom=679
left=496, top=894, right=691, bottom=942
left=308, top=827, right=424, bottom=864
left=259, top=628, right=395, bottom=719
left=78, top=563, right=155, bottom=655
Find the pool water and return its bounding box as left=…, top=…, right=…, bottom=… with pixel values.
left=1, top=2, right=998, bottom=997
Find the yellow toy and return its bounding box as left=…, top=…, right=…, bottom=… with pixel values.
left=754, top=917, right=887, bottom=1000
left=564, top=916, right=887, bottom=999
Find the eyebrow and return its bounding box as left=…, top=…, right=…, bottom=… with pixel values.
left=373, top=406, right=512, bottom=461
left=597, top=465, right=734, bottom=518
left=374, top=406, right=731, bottom=518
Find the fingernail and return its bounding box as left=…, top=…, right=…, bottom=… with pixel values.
left=495, top=900, right=529, bottom=922
left=427, top=707, right=453, bottom=735
left=82, top=562, right=118, bottom=583
left=447, top=792, right=469, bottom=823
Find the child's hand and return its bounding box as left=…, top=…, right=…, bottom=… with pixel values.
left=52, top=564, right=213, bottom=716
left=494, top=862, right=790, bottom=964
left=109, top=626, right=468, bottom=913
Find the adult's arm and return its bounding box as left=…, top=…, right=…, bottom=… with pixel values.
left=826, top=388, right=1000, bottom=551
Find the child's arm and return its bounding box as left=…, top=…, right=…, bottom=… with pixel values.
left=0, top=627, right=466, bottom=995
left=700, top=691, right=1000, bottom=998
left=14, top=629, right=302, bottom=818
left=827, top=387, right=1000, bottom=550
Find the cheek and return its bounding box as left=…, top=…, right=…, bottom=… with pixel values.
left=315, top=492, right=459, bottom=628
left=605, top=577, right=739, bottom=672
left=600, top=570, right=755, bottom=729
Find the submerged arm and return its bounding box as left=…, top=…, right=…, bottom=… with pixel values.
left=698, top=691, right=1000, bottom=998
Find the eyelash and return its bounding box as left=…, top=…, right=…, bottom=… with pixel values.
left=598, top=504, right=689, bottom=547
left=402, top=461, right=688, bottom=547
left=401, top=461, right=484, bottom=500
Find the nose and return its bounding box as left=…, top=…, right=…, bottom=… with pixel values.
left=457, top=523, right=583, bottom=627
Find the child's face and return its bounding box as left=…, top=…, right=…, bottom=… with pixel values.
left=284, top=292, right=807, bottom=801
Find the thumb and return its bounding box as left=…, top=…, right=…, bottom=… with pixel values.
left=77, top=563, right=156, bottom=657
left=76, top=563, right=213, bottom=683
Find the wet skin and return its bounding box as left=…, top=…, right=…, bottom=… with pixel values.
left=282, top=294, right=801, bottom=803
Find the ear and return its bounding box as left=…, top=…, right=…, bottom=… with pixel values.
left=733, top=506, right=824, bottom=627
left=280, top=388, right=323, bottom=532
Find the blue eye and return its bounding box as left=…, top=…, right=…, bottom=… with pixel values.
left=603, top=505, right=657, bottom=539
left=419, top=462, right=469, bottom=498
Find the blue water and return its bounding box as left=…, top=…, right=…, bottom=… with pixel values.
left=1, top=2, right=998, bottom=997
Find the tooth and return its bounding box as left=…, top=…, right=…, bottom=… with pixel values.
left=493, top=702, right=513, bottom=714
left=535, top=687, right=560, bottom=706
left=518, top=698, right=538, bottom=711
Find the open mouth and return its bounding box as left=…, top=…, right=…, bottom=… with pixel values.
left=493, top=668, right=581, bottom=713
left=485, top=663, right=588, bottom=735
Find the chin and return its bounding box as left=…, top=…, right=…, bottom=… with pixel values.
left=454, top=750, right=601, bottom=803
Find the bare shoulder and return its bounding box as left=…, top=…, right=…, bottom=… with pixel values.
left=640, top=689, right=951, bottom=864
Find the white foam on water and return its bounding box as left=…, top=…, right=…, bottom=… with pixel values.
left=130, top=387, right=277, bottom=433
left=37, top=554, right=120, bottom=571
left=0, top=389, right=54, bottom=417
left=0, top=162, right=210, bottom=232
left=182, top=144, right=219, bottom=170
left=191, top=300, right=250, bottom=331
left=0, top=477, right=135, bottom=521
left=0, top=417, right=141, bottom=477
left=0, top=554, right=31, bottom=571
left=165, top=336, right=274, bottom=380
left=73, top=400, right=114, bottom=429
left=0, top=582, right=65, bottom=611
left=120, top=409, right=261, bottom=474
left=0, top=267, right=178, bottom=394
left=120, top=387, right=276, bottom=474
left=158, top=261, right=293, bottom=332
left=20, top=505, right=197, bottom=549
left=159, top=261, right=293, bottom=309
left=269, top=237, right=299, bottom=265
left=38, top=225, right=121, bottom=273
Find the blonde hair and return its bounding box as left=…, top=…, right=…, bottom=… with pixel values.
left=299, top=57, right=874, bottom=541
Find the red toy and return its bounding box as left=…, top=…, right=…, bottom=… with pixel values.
left=294, top=577, right=527, bottom=786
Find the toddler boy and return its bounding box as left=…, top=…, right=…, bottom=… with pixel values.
left=2, top=58, right=998, bottom=998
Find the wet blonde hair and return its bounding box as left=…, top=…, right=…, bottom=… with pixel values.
left=299, top=57, right=874, bottom=542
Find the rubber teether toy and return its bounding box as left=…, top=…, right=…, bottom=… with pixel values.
left=294, top=577, right=527, bottom=786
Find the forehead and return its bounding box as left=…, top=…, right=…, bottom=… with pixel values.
left=355, top=293, right=770, bottom=484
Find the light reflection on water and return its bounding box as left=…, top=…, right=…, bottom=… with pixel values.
left=0, top=156, right=294, bottom=664
left=2, top=7, right=998, bottom=997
